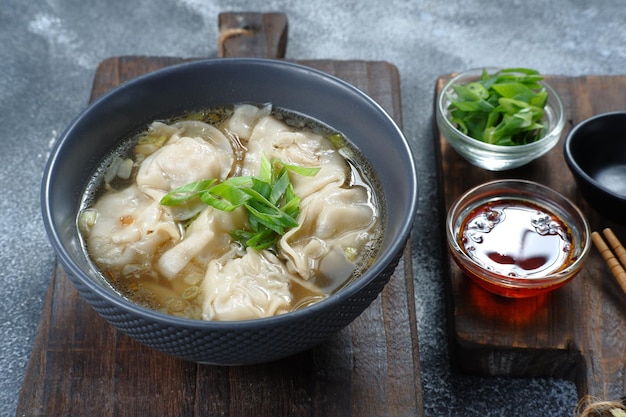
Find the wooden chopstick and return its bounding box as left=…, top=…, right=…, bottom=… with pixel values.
left=602, top=228, right=626, bottom=267
left=591, top=228, right=626, bottom=293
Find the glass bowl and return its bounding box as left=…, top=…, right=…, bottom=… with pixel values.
left=436, top=68, right=566, bottom=171
left=446, top=179, right=591, bottom=298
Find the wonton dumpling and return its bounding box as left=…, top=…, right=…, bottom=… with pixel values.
left=242, top=115, right=349, bottom=198
left=279, top=184, right=377, bottom=280
left=172, top=120, right=234, bottom=154
left=86, top=185, right=179, bottom=268
left=136, top=123, right=234, bottom=203
left=201, top=248, right=294, bottom=321
left=224, top=103, right=271, bottom=141
left=134, top=121, right=180, bottom=157
left=157, top=205, right=246, bottom=280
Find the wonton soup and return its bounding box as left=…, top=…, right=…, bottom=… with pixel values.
left=77, top=103, right=384, bottom=321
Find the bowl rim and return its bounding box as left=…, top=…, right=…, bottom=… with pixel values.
left=436, top=67, right=566, bottom=153
left=564, top=110, right=626, bottom=201
left=445, top=178, right=591, bottom=289
left=41, top=57, right=419, bottom=330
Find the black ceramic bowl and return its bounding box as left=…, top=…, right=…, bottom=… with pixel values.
left=41, top=58, right=418, bottom=365
left=564, top=111, right=626, bottom=223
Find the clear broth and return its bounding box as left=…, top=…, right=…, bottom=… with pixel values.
left=78, top=104, right=385, bottom=319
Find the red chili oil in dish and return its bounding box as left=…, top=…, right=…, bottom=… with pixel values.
left=457, top=198, right=574, bottom=297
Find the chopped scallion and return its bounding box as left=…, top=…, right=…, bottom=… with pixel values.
left=160, top=155, right=320, bottom=250
left=447, top=68, right=549, bottom=146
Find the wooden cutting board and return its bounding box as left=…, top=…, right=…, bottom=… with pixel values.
left=436, top=74, right=626, bottom=402
left=17, top=13, right=423, bottom=417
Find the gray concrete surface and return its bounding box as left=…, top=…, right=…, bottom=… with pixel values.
left=2, top=0, right=625, bottom=416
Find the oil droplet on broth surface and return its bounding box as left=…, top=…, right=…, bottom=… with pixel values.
left=460, top=200, right=572, bottom=278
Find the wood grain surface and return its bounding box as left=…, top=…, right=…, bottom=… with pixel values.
left=16, top=13, right=423, bottom=417
left=436, top=74, right=626, bottom=401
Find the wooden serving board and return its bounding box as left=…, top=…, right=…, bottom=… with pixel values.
left=436, top=74, right=626, bottom=401
left=17, top=13, right=423, bottom=417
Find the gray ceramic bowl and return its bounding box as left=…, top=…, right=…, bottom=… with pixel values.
left=564, top=111, right=626, bottom=223
left=41, top=58, right=418, bottom=365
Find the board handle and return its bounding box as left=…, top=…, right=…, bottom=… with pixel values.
left=218, top=12, right=288, bottom=59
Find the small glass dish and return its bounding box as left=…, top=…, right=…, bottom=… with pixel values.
left=436, top=68, right=566, bottom=171
left=446, top=179, right=591, bottom=298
